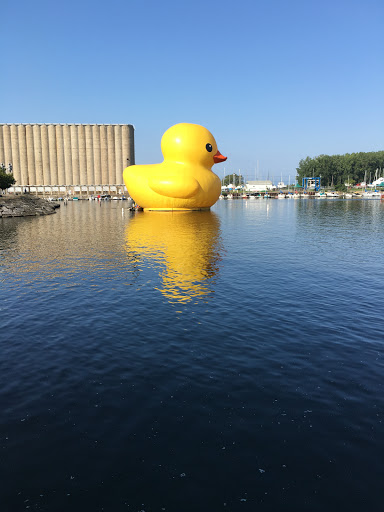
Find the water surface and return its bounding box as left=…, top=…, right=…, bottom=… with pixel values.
left=1, top=198, right=383, bottom=511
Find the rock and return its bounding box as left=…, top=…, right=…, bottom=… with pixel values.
left=0, top=194, right=60, bottom=218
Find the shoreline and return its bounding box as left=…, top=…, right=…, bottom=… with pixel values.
left=0, top=194, right=60, bottom=218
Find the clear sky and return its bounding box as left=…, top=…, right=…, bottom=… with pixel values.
left=2, top=0, right=383, bottom=184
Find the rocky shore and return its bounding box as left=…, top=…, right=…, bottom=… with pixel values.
left=0, top=194, right=60, bottom=218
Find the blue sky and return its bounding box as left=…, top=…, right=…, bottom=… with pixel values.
left=2, top=0, right=383, bottom=183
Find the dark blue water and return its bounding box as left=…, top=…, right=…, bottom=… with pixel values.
left=1, top=198, right=383, bottom=511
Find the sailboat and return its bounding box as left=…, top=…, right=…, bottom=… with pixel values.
left=362, top=189, right=381, bottom=199
left=344, top=175, right=353, bottom=198
left=362, top=170, right=381, bottom=198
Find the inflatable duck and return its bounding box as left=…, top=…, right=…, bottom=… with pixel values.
left=123, top=123, right=227, bottom=210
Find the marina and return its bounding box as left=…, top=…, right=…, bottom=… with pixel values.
left=219, top=191, right=384, bottom=199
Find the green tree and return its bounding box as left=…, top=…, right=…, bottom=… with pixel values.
left=0, top=165, right=16, bottom=191
left=222, top=173, right=245, bottom=187
left=296, top=150, right=384, bottom=187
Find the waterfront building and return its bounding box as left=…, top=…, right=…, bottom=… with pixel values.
left=0, top=123, right=135, bottom=196
left=245, top=180, right=273, bottom=192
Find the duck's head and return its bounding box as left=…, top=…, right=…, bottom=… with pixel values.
left=161, top=123, right=227, bottom=168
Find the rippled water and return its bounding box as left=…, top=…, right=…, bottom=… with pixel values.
left=1, top=198, right=383, bottom=511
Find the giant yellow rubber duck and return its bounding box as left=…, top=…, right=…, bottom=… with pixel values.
left=123, top=123, right=227, bottom=210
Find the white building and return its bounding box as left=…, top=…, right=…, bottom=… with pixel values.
left=245, top=180, right=273, bottom=192
left=368, top=177, right=384, bottom=188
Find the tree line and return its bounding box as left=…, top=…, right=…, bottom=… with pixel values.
left=296, top=151, right=384, bottom=189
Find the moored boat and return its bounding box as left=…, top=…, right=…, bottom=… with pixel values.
left=362, top=190, right=381, bottom=199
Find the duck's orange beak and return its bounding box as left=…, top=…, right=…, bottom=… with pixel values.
left=213, top=150, right=227, bottom=164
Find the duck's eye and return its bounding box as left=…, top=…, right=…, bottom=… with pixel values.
left=206, top=143, right=213, bottom=152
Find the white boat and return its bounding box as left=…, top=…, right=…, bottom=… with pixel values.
left=315, top=192, right=327, bottom=198
left=277, top=193, right=285, bottom=199
left=344, top=193, right=353, bottom=198
left=362, top=190, right=381, bottom=199
left=219, top=194, right=224, bottom=199
left=326, top=191, right=339, bottom=198
left=227, top=194, right=233, bottom=199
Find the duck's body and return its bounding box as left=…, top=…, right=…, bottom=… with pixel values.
left=123, top=123, right=226, bottom=210
left=124, top=160, right=221, bottom=210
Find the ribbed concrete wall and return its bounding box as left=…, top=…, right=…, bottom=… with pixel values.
left=26, top=125, right=35, bottom=185
left=18, top=124, right=28, bottom=186
left=63, top=125, right=72, bottom=186
left=41, top=125, right=50, bottom=186
left=48, top=125, right=58, bottom=186
left=71, top=125, right=80, bottom=187
left=10, top=125, right=20, bottom=184
left=3, top=125, right=12, bottom=172
left=100, top=126, right=108, bottom=185
left=0, top=124, right=135, bottom=188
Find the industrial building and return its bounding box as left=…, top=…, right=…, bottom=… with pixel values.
left=0, top=123, right=135, bottom=196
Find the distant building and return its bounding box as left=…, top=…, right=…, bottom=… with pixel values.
left=0, top=123, right=135, bottom=195
left=369, top=177, right=384, bottom=188
left=245, top=180, right=273, bottom=192
left=303, top=178, right=319, bottom=189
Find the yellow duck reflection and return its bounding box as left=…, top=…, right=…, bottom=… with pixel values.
left=124, top=211, right=222, bottom=303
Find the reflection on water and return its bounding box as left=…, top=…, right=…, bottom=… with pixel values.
left=295, top=197, right=384, bottom=240
left=0, top=204, right=223, bottom=302
left=125, top=211, right=222, bottom=303
left=0, top=203, right=142, bottom=287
